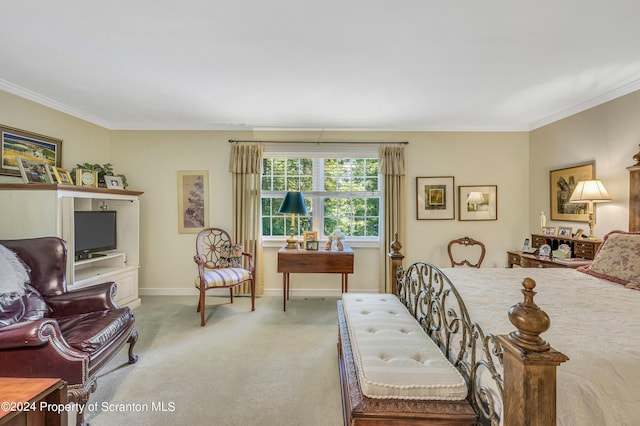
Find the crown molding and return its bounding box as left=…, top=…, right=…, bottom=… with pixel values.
left=529, top=78, right=640, bottom=130
left=0, top=79, right=112, bottom=129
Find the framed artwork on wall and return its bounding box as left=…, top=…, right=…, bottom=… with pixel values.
left=1, top=125, right=62, bottom=177
left=458, top=185, right=498, bottom=221
left=177, top=170, right=209, bottom=234
left=549, top=162, right=594, bottom=222
left=416, top=176, right=455, bottom=220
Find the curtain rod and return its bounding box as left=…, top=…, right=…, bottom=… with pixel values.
left=228, top=139, right=408, bottom=145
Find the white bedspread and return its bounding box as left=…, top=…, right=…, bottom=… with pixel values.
left=441, top=267, right=640, bottom=426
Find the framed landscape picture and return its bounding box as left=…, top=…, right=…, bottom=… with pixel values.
left=416, top=176, right=455, bottom=220
left=1, top=125, right=62, bottom=177
left=177, top=170, right=209, bottom=234
left=549, top=162, right=594, bottom=221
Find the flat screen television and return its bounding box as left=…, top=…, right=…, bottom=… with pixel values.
left=74, top=211, right=117, bottom=260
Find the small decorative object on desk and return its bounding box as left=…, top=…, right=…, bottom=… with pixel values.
left=552, top=243, right=571, bottom=259
left=330, top=229, right=346, bottom=251
left=539, top=244, right=552, bottom=257
left=539, top=211, right=546, bottom=230
left=306, top=240, right=319, bottom=251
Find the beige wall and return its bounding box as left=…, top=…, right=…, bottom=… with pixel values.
left=529, top=90, right=639, bottom=236
left=110, top=130, right=529, bottom=295
left=3, top=87, right=636, bottom=298
left=0, top=90, right=110, bottom=184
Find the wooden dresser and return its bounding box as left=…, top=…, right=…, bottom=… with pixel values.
left=507, top=233, right=601, bottom=269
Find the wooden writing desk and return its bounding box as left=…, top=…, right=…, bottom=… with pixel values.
left=0, top=377, right=67, bottom=426
left=277, top=246, right=354, bottom=311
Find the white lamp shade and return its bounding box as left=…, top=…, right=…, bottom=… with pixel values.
left=467, top=192, right=485, bottom=204
left=569, top=180, right=612, bottom=203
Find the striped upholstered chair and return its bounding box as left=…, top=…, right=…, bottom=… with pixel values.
left=193, top=228, right=255, bottom=326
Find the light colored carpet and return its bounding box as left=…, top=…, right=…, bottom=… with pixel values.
left=83, top=295, right=344, bottom=426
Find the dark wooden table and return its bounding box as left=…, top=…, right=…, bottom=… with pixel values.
left=277, top=246, right=354, bottom=311
left=0, top=377, right=68, bottom=426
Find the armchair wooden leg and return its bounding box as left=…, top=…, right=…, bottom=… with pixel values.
left=68, top=379, right=97, bottom=426
left=200, top=287, right=206, bottom=326
left=128, top=329, right=139, bottom=364
left=229, top=288, right=234, bottom=304
left=251, top=279, right=256, bottom=311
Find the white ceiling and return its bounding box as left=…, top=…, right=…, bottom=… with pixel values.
left=2, top=1, right=640, bottom=131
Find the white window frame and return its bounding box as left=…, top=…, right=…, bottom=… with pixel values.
left=261, top=145, right=381, bottom=248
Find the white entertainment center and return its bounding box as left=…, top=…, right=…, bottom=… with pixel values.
left=0, top=183, right=142, bottom=308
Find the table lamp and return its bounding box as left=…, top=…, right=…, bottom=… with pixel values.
left=278, top=191, right=308, bottom=248
left=569, top=179, right=611, bottom=239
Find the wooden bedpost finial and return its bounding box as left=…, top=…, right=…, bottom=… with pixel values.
left=633, top=143, right=640, bottom=166
left=389, top=232, right=403, bottom=256
left=507, top=277, right=551, bottom=352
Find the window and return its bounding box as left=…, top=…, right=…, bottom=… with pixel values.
left=261, top=151, right=380, bottom=243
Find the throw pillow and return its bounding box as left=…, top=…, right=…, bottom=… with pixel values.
left=577, top=230, right=640, bottom=285
left=220, top=243, right=243, bottom=268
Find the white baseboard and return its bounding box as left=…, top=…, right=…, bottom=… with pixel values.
left=139, top=287, right=379, bottom=297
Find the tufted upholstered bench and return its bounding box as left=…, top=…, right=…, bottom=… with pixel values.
left=337, top=293, right=476, bottom=425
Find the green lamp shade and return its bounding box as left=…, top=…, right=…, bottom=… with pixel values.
left=278, top=191, right=308, bottom=215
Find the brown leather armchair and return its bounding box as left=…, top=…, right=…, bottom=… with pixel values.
left=0, top=237, right=138, bottom=426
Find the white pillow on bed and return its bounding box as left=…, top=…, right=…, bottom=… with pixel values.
left=578, top=230, right=640, bottom=286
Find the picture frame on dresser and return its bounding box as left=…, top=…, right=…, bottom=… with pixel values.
left=303, top=231, right=318, bottom=246
left=1, top=125, right=62, bottom=177
left=542, top=226, right=556, bottom=235
left=558, top=226, right=573, bottom=237
left=416, top=176, right=455, bottom=220
left=550, top=162, right=594, bottom=221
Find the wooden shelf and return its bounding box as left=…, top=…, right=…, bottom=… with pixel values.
left=0, top=183, right=143, bottom=196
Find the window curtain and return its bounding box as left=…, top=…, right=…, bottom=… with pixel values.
left=229, top=143, right=264, bottom=295
left=378, top=145, right=406, bottom=293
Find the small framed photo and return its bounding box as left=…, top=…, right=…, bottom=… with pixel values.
left=305, top=240, right=319, bottom=251
left=51, top=166, right=73, bottom=185
left=542, top=226, right=556, bottom=236
left=458, top=185, right=498, bottom=221
left=303, top=231, right=318, bottom=246
left=558, top=226, right=573, bottom=237
left=17, top=157, right=53, bottom=183
left=416, top=176, right=455, bottom=220
left=522, top=238, right=530, bottom=251
left=574, top=228, right=584, bottom=238
left=105, top=175, right=124, bottom=189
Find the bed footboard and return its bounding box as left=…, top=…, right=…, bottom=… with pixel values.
left=395, top=262, right=568, bottom=426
